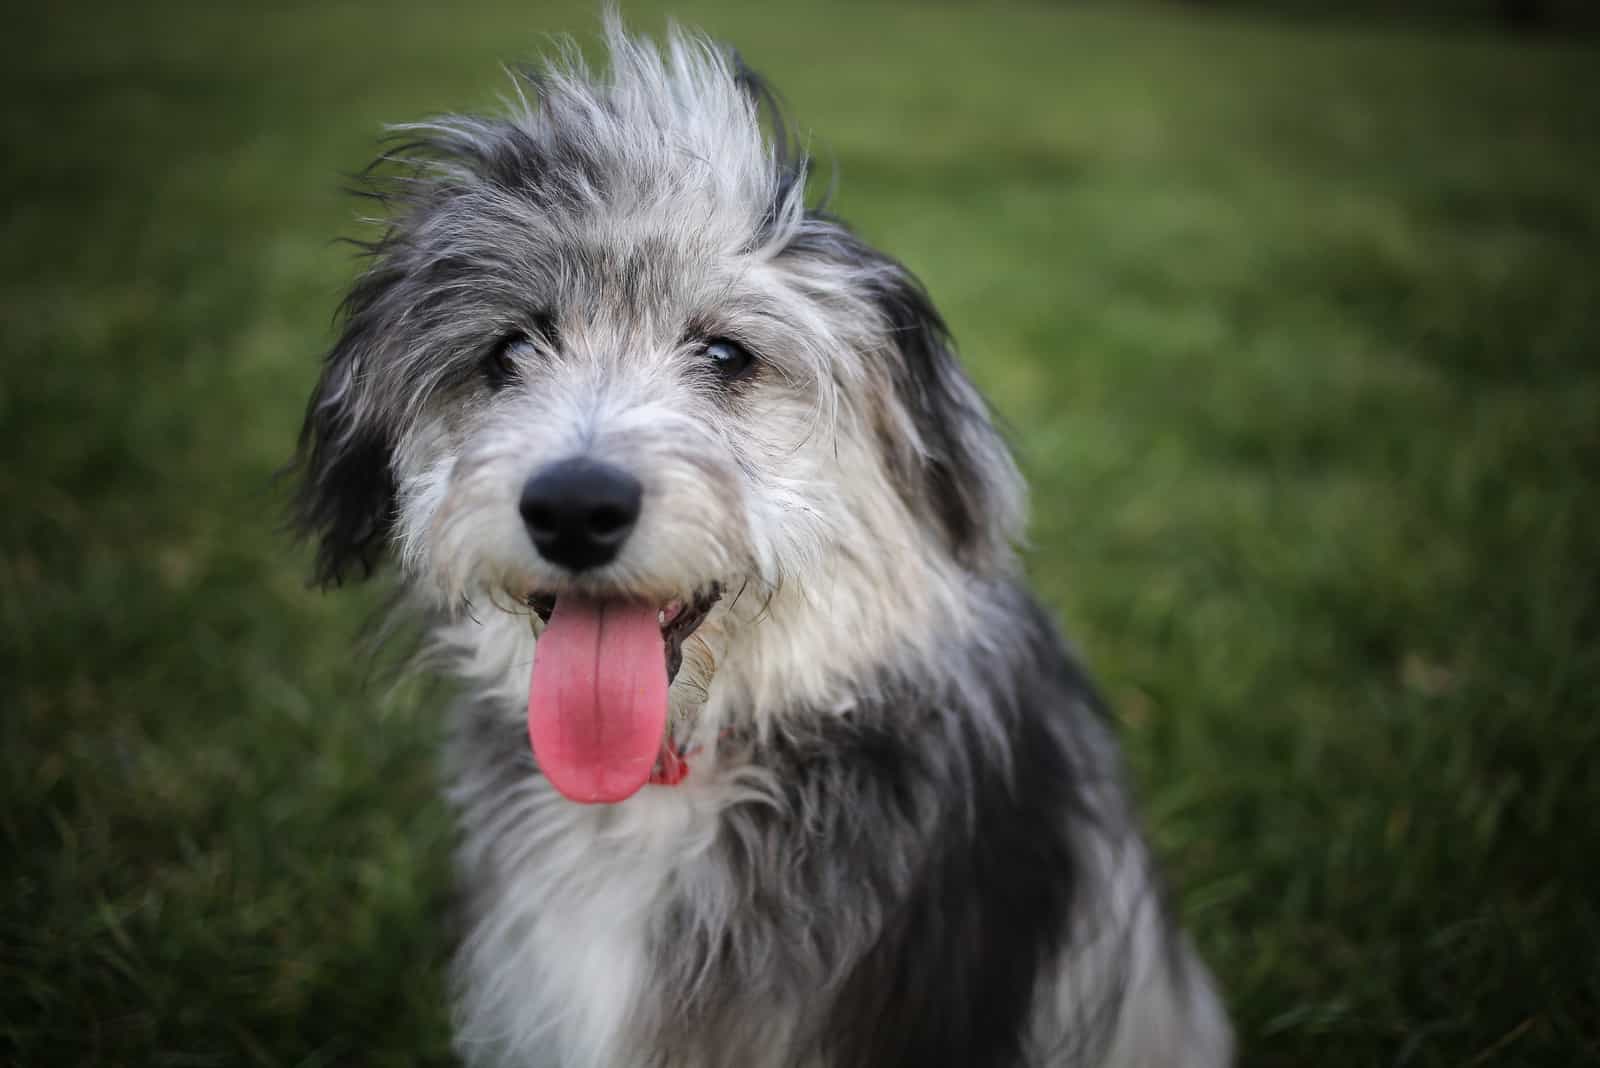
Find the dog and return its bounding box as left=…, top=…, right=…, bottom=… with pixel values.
left=292, top=20, right=1231, bottom=1068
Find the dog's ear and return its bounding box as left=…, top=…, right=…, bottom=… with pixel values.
left=865, top=259, right=1025, bottom=571
left=290, top=274, right=399, bottom=588
left=783, top=218, right=1025, bottom=570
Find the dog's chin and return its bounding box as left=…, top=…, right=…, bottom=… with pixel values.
left=517, top=582, right=722, bottom=685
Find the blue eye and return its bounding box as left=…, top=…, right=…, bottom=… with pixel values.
left=704, top=338, right=755, bottom=381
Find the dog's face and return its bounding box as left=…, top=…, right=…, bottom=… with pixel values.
left=295, top=29, right=1023, bottom=800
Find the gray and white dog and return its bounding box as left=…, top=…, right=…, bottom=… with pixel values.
left=293, top=21, right=1231, bottom=1068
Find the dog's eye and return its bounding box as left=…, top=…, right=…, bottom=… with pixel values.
left=481, top=333, right=528, bottom=391
left=703, top=338, right=755, bottom=382
left=481, top=316, right=556, bottom=392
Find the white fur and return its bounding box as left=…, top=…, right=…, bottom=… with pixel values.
left=302, top=19, right=1230, bottom=1067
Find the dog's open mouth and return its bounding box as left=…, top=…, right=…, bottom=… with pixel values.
left=525, top=584, right=718, bottom=683
left=522, top=585, right=719, bottom=805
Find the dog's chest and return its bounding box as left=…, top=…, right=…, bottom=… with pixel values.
left=524, top=854, right=660, bottom=1064
left=460, top=778, right=771, bottom=1067
left=548, top=800, right=701, bottom=1043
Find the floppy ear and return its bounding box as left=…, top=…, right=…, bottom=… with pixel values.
left=290, top=276, right=399, bottom=588
left=782, top=216, right=1025, bottom=570
left=864, top=258, right=1025, bottom=572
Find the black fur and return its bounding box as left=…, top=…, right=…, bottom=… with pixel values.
left=817, top=597, right=1112, bottom=1067
left=291, top=302, right=398, bottom=587
left=644, top=587, right=1126, bottom=1068
left=862, top=254, right=1007, bottom=567
left=783, top=218, right=1014, bottom=567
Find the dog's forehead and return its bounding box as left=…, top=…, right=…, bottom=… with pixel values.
left=563, top=225, right=723, bottom=301
left=522, top=218, right=765, bottom=337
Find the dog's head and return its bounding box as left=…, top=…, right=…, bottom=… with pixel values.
left=294, top=23, right=1024, bottom=801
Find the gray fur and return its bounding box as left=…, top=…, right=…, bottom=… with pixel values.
left=295, top=18, right=1231, bottom=1068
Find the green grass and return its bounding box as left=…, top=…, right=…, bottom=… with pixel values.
left=3, top=1, right=1597, bottom=1064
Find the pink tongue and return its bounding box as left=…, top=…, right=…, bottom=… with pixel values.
left=527, top=595, right=668, bottom=804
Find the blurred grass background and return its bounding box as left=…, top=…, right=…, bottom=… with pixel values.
left=3, top=1, right=1598, bottom=1065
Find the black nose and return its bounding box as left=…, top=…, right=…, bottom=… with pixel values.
left=518, top=458, right=642, bottom=572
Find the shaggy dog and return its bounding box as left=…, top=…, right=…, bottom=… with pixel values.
left=293, top=21, right=1231, bottom=1068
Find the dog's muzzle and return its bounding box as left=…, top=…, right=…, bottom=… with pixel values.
left=518, top=456, right=641, bottom=572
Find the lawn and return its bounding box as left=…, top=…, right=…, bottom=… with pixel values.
left=3, top=1, right=1598, bottom=1065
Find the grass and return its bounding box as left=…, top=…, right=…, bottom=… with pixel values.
left=3, top=1, right=1598, bottom=1064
